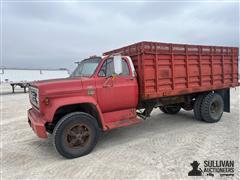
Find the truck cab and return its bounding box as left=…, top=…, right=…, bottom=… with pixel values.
left=28, top=55, right=140, bottom=158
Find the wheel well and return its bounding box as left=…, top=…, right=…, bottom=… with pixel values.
left=46, top=103, right=103, bottom=133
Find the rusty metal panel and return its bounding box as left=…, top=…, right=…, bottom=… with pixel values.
left=104, top=41, right=239, bottom=100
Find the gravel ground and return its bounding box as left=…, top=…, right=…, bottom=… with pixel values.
left=1, top=83, right=239, bottom=179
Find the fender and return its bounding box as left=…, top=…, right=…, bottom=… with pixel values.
left=42, top=96, right=107, bottom=130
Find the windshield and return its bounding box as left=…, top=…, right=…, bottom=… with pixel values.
left=71, top=57, right=101, bottom=77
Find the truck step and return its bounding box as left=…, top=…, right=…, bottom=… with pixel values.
left=105, top=117, right=142, bottom=130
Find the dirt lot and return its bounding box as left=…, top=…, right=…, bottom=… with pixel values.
left=1, top=83, right=239, bottom=179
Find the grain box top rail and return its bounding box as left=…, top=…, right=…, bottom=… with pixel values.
left=103, top=41, right=239, bottom=56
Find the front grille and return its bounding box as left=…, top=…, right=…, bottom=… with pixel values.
left=29, top=86, right=39, bottom=108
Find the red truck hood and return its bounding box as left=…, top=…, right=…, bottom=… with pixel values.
left=30, top=77, right=84, bottom=97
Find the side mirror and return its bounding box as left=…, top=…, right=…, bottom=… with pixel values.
left=113, top=56, right=123, bottom=75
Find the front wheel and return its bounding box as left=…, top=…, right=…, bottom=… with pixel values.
left=159, top=105, right=181, bottom=114
left=53, top=112, right=99, bottom=159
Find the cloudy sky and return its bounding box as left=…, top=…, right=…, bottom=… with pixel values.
left=2, top=1, right=239, bottom=71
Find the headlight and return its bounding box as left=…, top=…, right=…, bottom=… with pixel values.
left=29, top=86, right=39, bottom=108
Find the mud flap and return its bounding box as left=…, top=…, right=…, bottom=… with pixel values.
left=216, top=88, right=230, bottom=113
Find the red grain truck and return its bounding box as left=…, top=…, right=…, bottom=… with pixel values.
left=28, top=41, right=239, bottom=158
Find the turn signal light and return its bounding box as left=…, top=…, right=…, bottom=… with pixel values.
left=44, top=97, right=50, bottom=105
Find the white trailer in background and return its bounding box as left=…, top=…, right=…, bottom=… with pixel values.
left=0, top=67, right=69, bottom=82
left=0, top=67, right=70, bottom=93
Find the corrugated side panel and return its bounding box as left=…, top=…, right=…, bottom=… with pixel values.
left=104, top=41, right=239, bottom=100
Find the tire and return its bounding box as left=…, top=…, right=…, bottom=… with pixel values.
left=159, top=105, right=181, bottom=114
left=181, top=103, right=193, bottom=111
left=193, top=93, right=207, bottom=121
left=53, top=112, right=100, bottom=159
left=201, top=93, right=224, bottom=123
left=159, top=106, right=168, bottom=113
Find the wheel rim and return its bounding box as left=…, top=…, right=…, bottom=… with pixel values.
left=210, top=101, right=219, bottom=113
left=210, top=100, right=222, bottom=118
left=65, top=123, right=90, bottom=148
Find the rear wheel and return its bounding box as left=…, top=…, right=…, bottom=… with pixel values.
left=181, top=103, right=193, bottom=111
left=201, top=93, right=224, bottom=123
left=159, top=105, right=181, bottom=114
left=193, top=93, right=207, bottom=121
left=53, top=112, right=99, bottom=159
left=159, top=106, right=168, bottom=113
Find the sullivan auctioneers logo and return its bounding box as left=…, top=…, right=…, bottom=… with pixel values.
left=188, top=160, right=234, bottom=177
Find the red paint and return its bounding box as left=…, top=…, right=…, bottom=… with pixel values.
left=28, top=108, right=47, bottom=138
left=28, top=41, right=239, bottom=139
left=104, top=41, right=239, bottom=99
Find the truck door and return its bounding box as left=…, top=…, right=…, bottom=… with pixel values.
left=95, top=57, right=138, bottom=113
